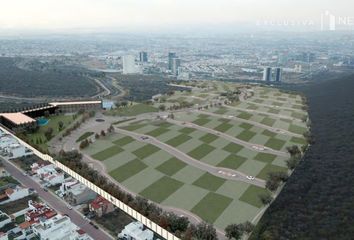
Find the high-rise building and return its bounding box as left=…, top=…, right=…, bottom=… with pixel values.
left=274, top=67, right=282, bottom=82
left=263, top=67, right=272, bottom=82
left=168, top=52, right=177, bottom=70
left=122, top=55, right=139, bottom=74
left=139, top=51, right=148, bottom=63
left=171, top=58, right=181, bottom=76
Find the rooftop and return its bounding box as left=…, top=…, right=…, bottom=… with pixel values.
left=49, top=101, right=101, bottom=106
left=90, top=196, right=110, bottom=209
left=0, top=113, right=36, bottom=125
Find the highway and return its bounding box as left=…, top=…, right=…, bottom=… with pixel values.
left=1, top=158, right=114, bottom=240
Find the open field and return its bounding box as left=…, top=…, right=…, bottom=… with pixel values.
left=205, top=107, right=308, bottom=135
left=105, top=103, right=158, bottom=116
left=25, top=114, right=76, bottom=150
left=84, top=133, right=269, bottom=229
left=80, top=80, right=309, bottom=233
left=118, top=119, right=289, bottom=179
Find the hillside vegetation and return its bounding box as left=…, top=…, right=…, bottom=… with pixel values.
left=251, top=74, right=354, bottom=239
left=0, top=57, right=100, bottom=98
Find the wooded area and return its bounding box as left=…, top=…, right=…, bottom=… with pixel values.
left=0, top=57, right=99, bottom=98
left=250, top=74, right=354, bottom=239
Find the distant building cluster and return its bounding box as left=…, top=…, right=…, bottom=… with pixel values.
left=263, top=67, right=283, bottom=82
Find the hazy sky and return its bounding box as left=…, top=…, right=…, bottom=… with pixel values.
left=0, top=0, right=352, bottom=32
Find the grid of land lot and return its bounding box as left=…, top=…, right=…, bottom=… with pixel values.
left=173, top=111, right=307, bottom=151
left=81, top=81, right=310, bottom=233
left=118, top=119, right=289, bottom=179
left=84, top=133, right=269, bottom=229
left=205, top=107, right=308, bottom=136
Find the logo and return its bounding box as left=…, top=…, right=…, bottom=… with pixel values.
left=321, top=11, right=354, bottom=31
left=321, top=11, right=336, bottom=31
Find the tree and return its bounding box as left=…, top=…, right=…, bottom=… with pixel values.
left=266, top=179, right=280, bottom=192
left=58, top=121, right=64, bottom=131
left=44, top=110, right=50, bottom=118
left=159, top=104, right=166, bottom=111
left=168, top=213, right=189, bottom=233
left=121, top=101, right=128, bottom=107
left=194, top=222, right=218, bottom=240
left=100, top=130, right=106, bottom=137
left=79, top=139, right=89, bottom=149
left=286, top=145, right=301, bottom=157
left=240, top=221, right=254, bottom=234
left=286, top=155, right=301, bottom=170
left=107, top=125, right=114, bottom=133
left=266, top=172, right=288, bottom=192
left=44, top=127, right=53, bottom=141
left=225, top=224, right=242, bottom=240
left=259, top=193, right=273, bottom=205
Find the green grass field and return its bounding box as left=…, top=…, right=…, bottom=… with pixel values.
left=217, top=154, right=247, bottom=170
left=156, top=157, right=187, bottom=176
left=76, top=132, right=94, bottom=142
left=109, top=159, right=148, bottom=182
left=133, top=145, right=160, bottom=159
left=139, top=176, right=184, bottom=203
left=239, top=186, right=268, bottom=208
left=82, top=82, right=310, bottom=231
left=92, top=145, right=124, bottom=161
left=191, top=192, right=233, bottom=223
left=166, top=134, right=192, bottom=147
left=188, top=144, right=216, bottom=160
left=26, top=114, right=77, bottom=150
left=107, top=103, right=158, bottom=116
left=193, top=173, right=226, bottom=191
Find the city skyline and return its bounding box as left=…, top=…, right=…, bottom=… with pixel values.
left=0, top=0, right=353, bottom=33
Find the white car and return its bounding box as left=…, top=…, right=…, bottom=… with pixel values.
left=246, top=176, right=255, bottom=180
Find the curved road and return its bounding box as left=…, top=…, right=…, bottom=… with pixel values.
left=1, top=158, right=113, bottom=240
left=245, top=99, right=306, bottom=114
left=115, top=127, right=266, bottom=187
left=193, top=110, right=303, bottom=138
left=224, top=105, right=303, bottom=123
left=58, top=126, right=227, bottom=238
left=166, top=118, right=289, bottom=157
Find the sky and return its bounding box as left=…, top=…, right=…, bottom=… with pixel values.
left=0, top=0, right=353, bottom=32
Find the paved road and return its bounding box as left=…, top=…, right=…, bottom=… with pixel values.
left=167, top=118, right=289, bottom=157
left=194, top=110, right=303, bottom=138
left=62, top=131, right=227, bottom=239
left=91, top=78, right=111, bottom=99
left=244, top=99, right=306, bottom=114
left=236, top=90, right=304, bottom=123
left=1, top=158, right=113, bottom=240
left=115, top=127, right=266, bottom=187
left=224, top=105, right=303, bottom=123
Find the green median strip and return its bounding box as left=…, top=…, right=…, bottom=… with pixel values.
left=76, top=132, right=94, bottom=142
left=92, top=145, right=124, bottom=161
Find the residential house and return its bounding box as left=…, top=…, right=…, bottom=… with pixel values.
left=65, top=183, right=97, bottom=206
left=0, top=211, right=11, bottom=228
left=118, top=222, right=154, bottom=240
left=89, top=196, right=114, bottom=217
left=0, top=186, right=30, bottom=205
left=31, top=163, right=64, bottom=186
